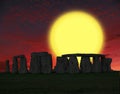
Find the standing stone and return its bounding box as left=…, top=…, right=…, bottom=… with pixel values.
left=41, top=54, right=52, bottom=73
left=12, top=56, right=18, bottom=73
left=62, top=57, right=69, bottom=73
left=106, top=58, right=112, bottom=72
left=68, top=56, right=79, bottom=73
left=5, top=60, right=10, bottom=73
left=92, top=56, right=102, bottom=72
left=55, top=57, right=65, bottom=73
left=19, top=55, right=28, bottom=73
left=30, top=52, right=52, bottom=73
left=30, top=53, right=41, bottom=73
left=101, top=56, right=107, bottom=72
left=80, top=56, right=91, bottom=73
left=12, top=63, right=15, bottom=73
left=102, top=58, right=112, bottom=72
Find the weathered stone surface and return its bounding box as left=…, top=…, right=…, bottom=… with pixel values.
left=92, top=56, right=102, bottom=72
left=68, top=56, right=79, bottom=73
left=80, top=56, right=91, bottom=73
left=5, top=60, right=10, bottom=73
left=12, top=56, right=18, bottom=73
left=102, top=58, right=112, bottom=72
left=19, top=55, right=28, bottom=73
left=55, top=57, right=65, bottom=73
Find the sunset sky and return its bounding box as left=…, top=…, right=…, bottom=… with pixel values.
left=0, top=0, right=120, bottom=71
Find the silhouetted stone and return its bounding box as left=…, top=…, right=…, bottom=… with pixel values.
left=63, top=54, right=105, bottom=58
left=5, top=60, right=10, bottom=73
left=80, top=56, right=91, bottom=73
left=61, top=53, right=112, bottom=73
left=101, top=56, right=106, bottom=72
left=30, top=53, right=41, bottom=73
left=102, top=58, right=112, bottom=72
left=12, top=56, right=18, bottom=73
left=55, top=57, right=65, bottom=73
left=92, top=56, right=102, bottom=72
left=19, top=55, right=28, bottom=73
left=30, top=52, right=52, bottom=73
left=41, top=54, right=52, bottom=73
left=106, top=58, right=112, bottom=71
left=62, top=57, right=69, bottom=73
left=68, top=56, right=79, bottom=73
left=9, top=53, right=112, bottom=74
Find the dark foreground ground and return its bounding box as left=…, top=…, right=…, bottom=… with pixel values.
left=0, top=72, right=120, bottom=94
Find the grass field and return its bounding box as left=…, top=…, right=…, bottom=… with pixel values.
left=0, top=72, right=119, bottom=94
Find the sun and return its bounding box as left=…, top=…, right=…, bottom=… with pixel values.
left=48, top=11, right=105, bottom=56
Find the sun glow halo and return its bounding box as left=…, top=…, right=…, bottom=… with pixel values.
left=48, top=11, right=105, bottom=56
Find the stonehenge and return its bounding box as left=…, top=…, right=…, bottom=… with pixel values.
left=5, top=52, right=112, bottom=74
left=62, top=54, right=112, bottom=73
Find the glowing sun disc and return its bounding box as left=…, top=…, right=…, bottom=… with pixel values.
left=48, top=11, right=105, bottom=56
